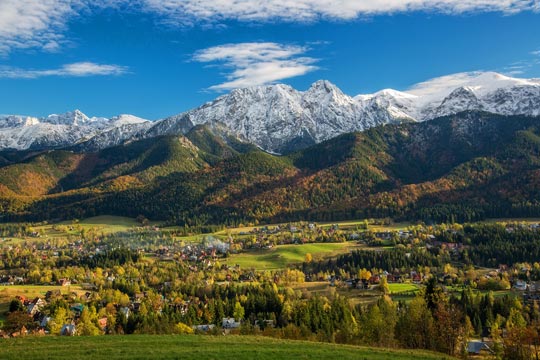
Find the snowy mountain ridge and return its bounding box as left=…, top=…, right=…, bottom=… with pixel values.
left=1, top=71, right=540, bottom=153
left=0, top=110, right=151, bottom=151
left=149, top=71, right=540, bottom=153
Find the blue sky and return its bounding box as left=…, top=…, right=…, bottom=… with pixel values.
left=0, top=1, right=539, bottom=120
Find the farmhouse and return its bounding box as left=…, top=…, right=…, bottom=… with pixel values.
left=222, top=317, right=241, bottom=329
left=60, top=324, right=77, bottom=336
left=467, top=340, right=493, bottom=356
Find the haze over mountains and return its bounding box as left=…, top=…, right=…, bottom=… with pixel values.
left=1, top=71, right=540, bottom=154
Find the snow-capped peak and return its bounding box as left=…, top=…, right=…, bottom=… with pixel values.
left=0, top=110, right=151, bottom=151
left=148, top=72, right=540, bottom=153
left=109, top=114, right=150, bottom=126
left=2, top=71, right=540, bottom=153
left=307, top=80, right=342, bottom=94
left=407, top=71, right=540, bottom=107
left=357, top=88, right=417, bottom=101
left=46, top=109, right=92, bottom=126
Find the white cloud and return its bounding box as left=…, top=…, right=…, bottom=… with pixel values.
left=0, top=0, right=130, bottom=55
left=0, top=0, right=73, bottom=55
left=1, top=0, right=538, bottom=54
left=532, top=50, right=540, bottom=56
left=143, top=0, right=539, bottom=23
left=0, top=62, right=128, bottom=79
left=193, top=42, right=318, bottom=90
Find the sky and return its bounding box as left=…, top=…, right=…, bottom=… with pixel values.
left=0, top=0, right=539, bottom=120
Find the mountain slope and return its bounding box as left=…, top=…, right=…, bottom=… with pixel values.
left=1, top=111, right=540, bottom=224
left=0, top=133, right=222, bottom=199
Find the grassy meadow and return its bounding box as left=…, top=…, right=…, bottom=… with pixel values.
left=0, top=335, right=456, bottom=360
left=0, top=216, right=146, bottom=245
left=223, top=242, right=363, bottom=270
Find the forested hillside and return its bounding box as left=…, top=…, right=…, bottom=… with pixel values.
left=1, top=111, right=540, bottom=225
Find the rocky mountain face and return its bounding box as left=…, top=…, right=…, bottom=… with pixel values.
left=146, top=72, right=540, bottom=153
left=0, top=110, right=151, bottom=151
left=1, top=72, right=539, bottom=153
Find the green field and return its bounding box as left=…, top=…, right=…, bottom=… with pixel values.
left=0, top=285, right=83, bottom=299
left=224, top=242, right=362, bottom=270
left=388, top=283, right=420, bottom=294
left=213, top=219, right=412, bottom=236
left=0, top=216, right=148, bottom=245
left=57, top=215, right=150, bottom=234
left=0, top=335, right=455, bottom=360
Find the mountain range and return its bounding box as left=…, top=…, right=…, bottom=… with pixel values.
left=1, top=71, right=540, bottom=225
left=0, top=110, right=539, bottom=225
left=2, top=71, right=540, bottom=154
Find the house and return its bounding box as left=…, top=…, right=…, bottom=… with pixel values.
left=40, top=316, right=52, bottom=328
left=27, top=298, right=46, bottom=315
left=58, top=278, right=71, bottom=286
left=467, top=340, right=493, bottom=356
left=222, top=317, right=241, bottom=329
left=513, top=280, right=527, bottom=291
left=411, top=272, right=422, bottom=284
left=375, top=232, right=392, bottom=240
left=529, top=281, right=540, bottom=292
left=70, top=303, right=85, bottom=316
left=119, top=307, right=131, bottom=320
left=60, top=324, right=77, bottom=336
left=31, top=297, right=46, bottom=307
left=98, top=317, right=108, bottom=331
left=398, top=230, right=411, bottom=239
left=193, top=324, right=215, bottom=332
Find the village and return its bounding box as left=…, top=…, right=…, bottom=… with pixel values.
left=2, top=218, right=540, bottom=359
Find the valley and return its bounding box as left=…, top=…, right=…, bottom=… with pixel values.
left=0, top=215, right=534, bottom=356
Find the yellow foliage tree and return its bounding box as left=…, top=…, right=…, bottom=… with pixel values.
left=176, top=322, right=194, bottom=334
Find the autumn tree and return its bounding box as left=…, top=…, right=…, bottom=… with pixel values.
left=379, top=276, right=390, bottom=295
left=396, top=296, right=434, bottom=350
left=233, top=301, right=245, bottom=321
